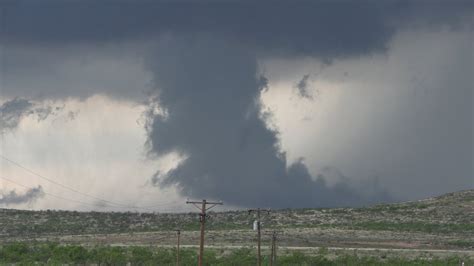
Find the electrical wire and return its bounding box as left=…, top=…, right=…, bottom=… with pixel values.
left=0, top=154, right=181, bottom=211
left=0, top=175, right=109, bottom=209
left=0, top=155, right=135, bottom=208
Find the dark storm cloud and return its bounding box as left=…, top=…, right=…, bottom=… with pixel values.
left=1, top=0, right=471, bottom=100
left=0, top=98, right=61, bottom=132
left=1, top=1, right=469, bottom=50
left=3, top=1, right=396, bottom=53
left=0, top=186, right=44, bottom=205
left=295, top=74, right=313, bottom=100
left=144, top=37, right=390, bottom=208
left=0, top=98, right=33, bottom=132
left=1, top=1, right=472, bottom=207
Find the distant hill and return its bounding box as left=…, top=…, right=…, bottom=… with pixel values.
left=1, top=189, right=473, bottom=239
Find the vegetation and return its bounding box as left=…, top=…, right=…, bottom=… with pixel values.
left=0, top=190, right=472, bottom=264
left=1, top=190, right=472, bottom=238
left=351, top=222, right=474, bottom=234
left=0, top=242, right=471, bottom=266
left=448, top=240, right=474, bottom=248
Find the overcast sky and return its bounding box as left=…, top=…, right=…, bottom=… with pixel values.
left=0, top=0, right=472, bottom=212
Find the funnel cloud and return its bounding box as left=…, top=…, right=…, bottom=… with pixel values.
left=0, top=1, right=472, bottom=209
left=144, top=37, right=392, bottom=208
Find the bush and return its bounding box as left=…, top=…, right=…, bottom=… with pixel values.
left=129, top=246, right=154, bottom=265
left=219, top=248, right=256, bottom=265
left=89, top=246, right=127, bottom=265
left=0, top=243, right=472, bottom=265
left=0, top=242, right=30, bottom=262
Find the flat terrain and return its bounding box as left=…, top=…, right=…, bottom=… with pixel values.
left=1, top=190, right=473, bottom=261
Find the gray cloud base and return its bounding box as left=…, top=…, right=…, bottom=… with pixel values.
left=0, top=1, right=472, bottom=208
left=1, top=1, right=470, bottom=100
left=0, top=98, right=62, bottom=132
left=0, top=186, right=44, bottom=205
left=145, top=37, right=392, bottom=208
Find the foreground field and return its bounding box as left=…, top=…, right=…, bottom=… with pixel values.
left=0, top=190, right=473, bottom=264
left=1, top=242, right=472, bottom=265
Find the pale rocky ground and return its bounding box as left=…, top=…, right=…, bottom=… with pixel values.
left=1, top=190, right=473, bottom=259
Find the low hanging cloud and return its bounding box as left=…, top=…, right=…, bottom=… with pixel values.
left=144, top=37, right=392, bottom=208
left=0, top=186, right=45, bottom=206
left=295, top=74, right=313, bottom=100
left=1, top=1, right=470, bottom=101
left=0, top=98, right=34, bottom=132
left=0, top=98, right=63, bottom=133
left=0, top=1, right=471, bottom=208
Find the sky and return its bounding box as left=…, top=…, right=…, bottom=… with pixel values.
left=0, top=0, right=472, bottom=212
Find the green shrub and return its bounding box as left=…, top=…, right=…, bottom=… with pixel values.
left=0, top=242, right=29, bottom=262
left=129, top=246, right=154, bottom=264
left=0, top=243, right=472, bottom=265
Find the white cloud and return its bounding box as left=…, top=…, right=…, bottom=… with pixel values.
left=0, top=95, right=189, bottom=212
left=261, top=28, right=473, bottom=200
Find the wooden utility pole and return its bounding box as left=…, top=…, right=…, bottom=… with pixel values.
left=186, top=199, right=223, bottom=266
left=269, top=230, right=278, bottom=266
left=175, top=229, right=181, bottom=266
left=248, top=208, right=270, bottom=266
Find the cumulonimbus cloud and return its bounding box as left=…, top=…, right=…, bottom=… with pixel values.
left=0, top=1, right=471, bottom=208
left=1, top=1, right=469, bottom=101
left=143, top=37, right=395, bottom=208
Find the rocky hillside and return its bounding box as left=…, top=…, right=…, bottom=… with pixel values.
left=1, top=190, right=472, bottom=239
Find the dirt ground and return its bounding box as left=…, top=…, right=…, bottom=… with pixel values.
left=7, top=227, right=473, bottom=259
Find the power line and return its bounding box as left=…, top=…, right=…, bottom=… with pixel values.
left=0, top=175, right=183, bottom=213
left=0, top=155, right=159, bottom=211
left=0, top=175, right=110, bottom=209
left=1, top=154, right=131, bottom=208
left=142, top=200, right=184, bottom=208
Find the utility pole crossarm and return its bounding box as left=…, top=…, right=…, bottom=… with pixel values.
left=186, top=200, right=222, bottom=204
left=186, top=200, right=222, bottom=211
left=186, top=199, right=223, bottom=266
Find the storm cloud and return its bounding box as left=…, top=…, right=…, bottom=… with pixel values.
left=144, top=36, right=393, bottom=207
left=0, top=98, right=62, bottom=132
left=0, top=98, right=33, bottom=132
left=0, top=1, right=472, bottom=208
left=0, top=186, right=44, bottom=205
left=1, top=1, right=470, bottom=100
left=295, top=74, right=313, bottom=100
